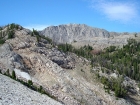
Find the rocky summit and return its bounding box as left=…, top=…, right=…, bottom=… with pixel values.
left=0, top=23, right=140, bottom=105
left=41, top=24, right=140, bottom=49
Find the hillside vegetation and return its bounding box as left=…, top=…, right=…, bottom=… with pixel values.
left=58, top=38, right=140, bottom=82
left=94, top=38, right=140, bottom=81
left=57, top=38, right=140, bottom=98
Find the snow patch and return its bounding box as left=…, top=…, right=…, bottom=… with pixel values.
left=14, top=69, right=31, bottom=80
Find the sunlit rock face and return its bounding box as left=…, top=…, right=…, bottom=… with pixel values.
left=41, top=24, right=110, bottom=44
left=41, top=24, right=137, bottom=49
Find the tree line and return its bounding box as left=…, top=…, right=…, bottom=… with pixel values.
left=58, top=43, right=93, bottom=59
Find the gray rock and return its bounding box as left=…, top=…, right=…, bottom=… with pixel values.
left=0, top=43, right=25, bottom=72
left=40, top=24, right=136, bottom=49
left=0, top=74, right=62, bottom=105
left=40, top=24, right=110, bottom=44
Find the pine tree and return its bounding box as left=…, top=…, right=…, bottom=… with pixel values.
left=12, top=70, right=16, bottom=79
left=31, top=32, right=34, bottom=36
left=36, top=35, right=40, bottom=43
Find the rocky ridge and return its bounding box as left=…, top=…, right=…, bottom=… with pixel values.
left=40, top=24, right=140, bottom=49
left=0, top=24, right=137, bottom=105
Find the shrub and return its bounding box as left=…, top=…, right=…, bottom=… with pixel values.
left=81, top=69, right=84, bottom=72
left=8, top=30, right=14, bottom=39
left=99, top=76, right=127, bottom=98
left=10, top=23, right=15, bottom=29
left=0, top=39, right=5, bottom=44
left=28, top=80, right=33, bottom=87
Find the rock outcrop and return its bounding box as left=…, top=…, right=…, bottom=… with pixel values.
left=40, top=24, right=110, bottom=44
left=0, top=74, right=63, bottom=105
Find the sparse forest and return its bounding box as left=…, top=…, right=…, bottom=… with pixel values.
left=57, top=38, right=140, bottom=98
left=96, top=74, right=127, bottom=97
left=58, top=43, right=93, bottom=59
left=93, top=39, right=140, bottom=81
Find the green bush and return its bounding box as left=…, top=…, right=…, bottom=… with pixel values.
left=8, top=30, right=14, bottom=39
left=0, top=39, right=5, bottom=44
left=115, top=84, right=127, bottom=97
left=10, top=23, right=15, bottom=29
left=28, top=80, right=33, bottom=87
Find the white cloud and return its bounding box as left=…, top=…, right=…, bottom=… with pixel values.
left=91, top=0, right=139, bottom=23
left=24, top=24, right=49, bottom=31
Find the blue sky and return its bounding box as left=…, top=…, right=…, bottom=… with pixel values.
left=0, top=0, right=140, bottom=32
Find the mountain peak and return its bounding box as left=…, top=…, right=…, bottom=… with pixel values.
left=41, top=24, right=110, bottom=44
